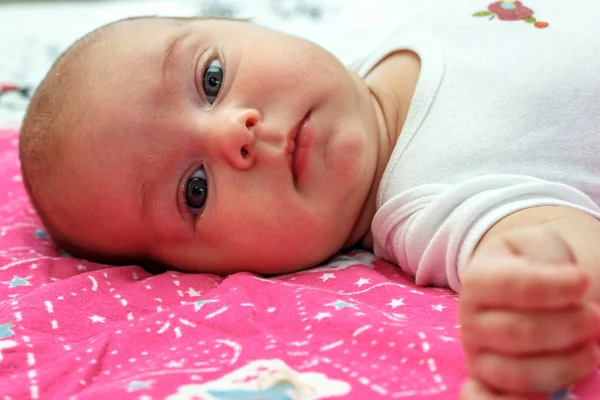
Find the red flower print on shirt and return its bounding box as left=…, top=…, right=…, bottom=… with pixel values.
left=473, top=1, right=549, bottom=29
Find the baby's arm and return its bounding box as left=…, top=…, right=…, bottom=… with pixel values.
left=459, top=206, right=600, bottom=398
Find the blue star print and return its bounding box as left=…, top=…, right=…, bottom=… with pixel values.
left=208, top=381, right=294, bottom=400
left=0, top=323, right=14, bottom=339
left=34, top=229, right=48, bottom=238
left=128, top=380, right=151, bottom=392
left=194, top=299, right=218, bottom=311
left=3, top=276, right=31, bottom=288
left=325, top=300, right=355, bottom=310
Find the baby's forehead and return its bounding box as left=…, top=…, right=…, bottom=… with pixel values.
left=104, top=16, right=212, bottom=37
left=96, top=17, right=181, bottom=45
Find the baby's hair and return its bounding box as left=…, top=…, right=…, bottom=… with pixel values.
left=19, top=19, right=108, bottom=250
left=19, top=15, right=244, bottom=266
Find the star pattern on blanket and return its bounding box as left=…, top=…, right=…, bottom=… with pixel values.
left=194, top=299, right=218, bottom=311
left=354, top=278, right=370, bottom=287
left=325, top=300, right=356, bottom=310
left=128, top=380, right=152, bottom=392
left=33, top=229, right=48, bottom=239
left=89, top=315, right=106, bottom=323
left=3, top=275, right=31, bottom=287
left=388, top=298, right=405, bottom=308
left=0, top=323, right=14, bottom=339
left=320, top=273, right=336, bottom=282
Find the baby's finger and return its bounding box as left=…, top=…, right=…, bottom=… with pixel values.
left=468, top=342, right=600, bottom=394
left=460, top=378, right=528, bottom=400
left=461, top=305, right=600, bottom=355
left=461, top=258, right=587, bottom=310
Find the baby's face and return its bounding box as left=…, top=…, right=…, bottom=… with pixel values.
left=59, top=18, right=380, bottom=274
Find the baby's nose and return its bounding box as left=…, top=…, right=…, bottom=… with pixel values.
left=216, top=108, right=260, bottom=170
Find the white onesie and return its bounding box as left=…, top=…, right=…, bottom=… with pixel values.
left=355, top=0, right=600, bottom=292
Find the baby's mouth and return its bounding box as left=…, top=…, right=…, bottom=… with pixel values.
left=287, top=114, right=304, bottom=185
left=287, top=111, right=312, bottom=186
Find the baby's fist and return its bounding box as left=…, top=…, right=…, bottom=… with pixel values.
left=461, top=226, right=586, bottom=310
left=459, top=226, right=600, bottom=394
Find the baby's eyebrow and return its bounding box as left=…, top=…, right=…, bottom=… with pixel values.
left=161, top=28, right=194, bottom=85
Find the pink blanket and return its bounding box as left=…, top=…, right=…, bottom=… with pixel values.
left=0, top=128, right=595, bottom=399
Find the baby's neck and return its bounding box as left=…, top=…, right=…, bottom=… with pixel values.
left=365, top=49, right=421, bottom=150
left=348, top=50, right=422, bottom=250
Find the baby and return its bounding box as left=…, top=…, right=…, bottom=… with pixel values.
left=18, top=1, right=600, bottom=398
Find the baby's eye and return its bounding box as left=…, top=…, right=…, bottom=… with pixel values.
left=185, top=166, right=208, bottom=212
left=202, top=59, right=223, bottom=104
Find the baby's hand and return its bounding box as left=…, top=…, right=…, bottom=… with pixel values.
left=459, top=226, right=600, bottom=396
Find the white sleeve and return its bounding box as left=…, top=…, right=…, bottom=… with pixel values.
left=371, top=174, right=600, bottom=293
